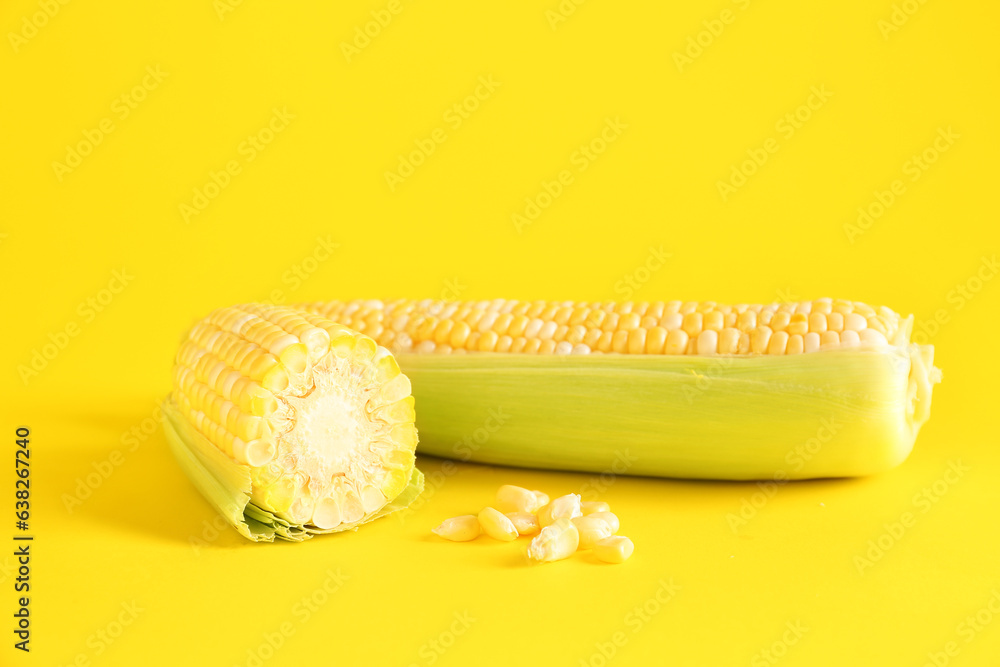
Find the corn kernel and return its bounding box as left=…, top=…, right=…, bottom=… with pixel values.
left=478, top=507, right=518, bottom=541
left=573, top=515, right=614, bottom=549
left=588, top=511, right=620, bottom=534
left=505, top=512, right=540, bottom=536
left=593, top=536, right=634, bottom=564
left=537, top=494, right=582, bottom=527
left=527, top=518, right=579, bottom=562
left=495, top=484, right=544, bottom=513
left=432, top=515, right=481, bottom=542
left=581, top=501, right=610, bottom=515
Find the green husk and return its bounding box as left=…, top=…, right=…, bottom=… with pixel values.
left=397, top=345, right=940, bottom=481
left=162, top=398, right=424, bottom=542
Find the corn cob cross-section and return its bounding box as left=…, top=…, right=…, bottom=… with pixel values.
left=163, top=304, right=423, bottom=542
left=302, top=298, right=941, bottom=481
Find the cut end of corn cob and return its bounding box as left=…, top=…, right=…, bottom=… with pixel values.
left=302, top=298, right=941, bottom=481
left=165, top=304, right=422, bottom=541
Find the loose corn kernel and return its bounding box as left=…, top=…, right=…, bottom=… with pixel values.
left=572, top=515, right=614, bottom=549
left=432, top=515, right=481, bottom=542
left=527, top=518, right=579, bottom=562
left=505, top=512, right=540, bottom=536
left=537, top=494, right=582, bottom=527
left=495, top=484, right=544, bottom=513
left=593, top=536, right=634, bottom=564
left=581, top=501, right=610, bottom=515
left=533, top=490, right=550, bottom=508
left=478, top=507, right=518, bottom=541
left=588, top=511, right=620, bottom=534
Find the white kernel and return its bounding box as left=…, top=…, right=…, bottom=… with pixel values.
left=860, top=328, right=888, bottom=346
left=555, top=341, right=573, bottom=355
left=527, top=518, right=579, bottom=562
left=537, top=494, right=582, bottom=527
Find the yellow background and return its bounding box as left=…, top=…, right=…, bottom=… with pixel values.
left=2, top=0, right=998, bottom=664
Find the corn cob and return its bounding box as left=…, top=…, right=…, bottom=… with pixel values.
left=301, top=298, right=941, bottom=480
left=163, top=304, right=423, bottom=542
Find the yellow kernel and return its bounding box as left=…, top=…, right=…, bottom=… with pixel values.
left=627, top=328, right=647, bottom=354
left=510, top=337, right=527, bottom=353
left=786, top=334, right=804, bottom=355
left=827, top=312, right=844, bottom=332
left=841, top=329, right=861, bottom=347
left=432, top=515, right=481, bottom=542
left=495, top=335, right=513, bottom=353
left=498, top=314, right=522, bottom=337
left=737, top=332, right=751, bottom=354
left=645, top=327, right=667, bottom=354
left=703, top=311, right=724, bottom=332
left=478, top=507, right=518, bottom=542
left=737, top=310, right=757, bottom=331
left=449, top=322, right=471, bottom=348
left=581, top=501, right=610, bottom=515
left=477, top=330, right=499, bottom=352
left=619, top=312, right=641, bottom=331
left=808, top=312, right=828, bottom=333
left=770, top=311, right=791, bottom=332
left=767, top=330, right=789, bottom=354
left=664, top=329, right=688, bottom=355
left=588, top=511, right=620, bottom=534
left=569, top=308, right=591, bottom=326
left=432, top=320, right=454, bottom=344
left=718, top=327, right=740, bottom=354
left=505, top=512, right=540, bottom=536
left=573, top=516, right=614, bottom=549
left=566, top=324, right=587, bottom=345
left=584, top=309, right=606, bottom=329
left=682, top=312, right=703, bottom=336
left=492, top=313, right=514, bottom=335
left=495, top=484, right=544, bottom=513
left=554, top=306, right=574, bottom=325
left=820, top=330, right=840, bottom=348
left=593, top=536, right=634, bottom=564
left=597, top=331, right=614, bottom=352
left=611, top=330, right=629, bottom=354
left=787, top=313, right=808, bottom=336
